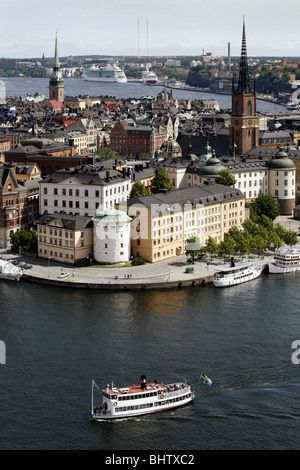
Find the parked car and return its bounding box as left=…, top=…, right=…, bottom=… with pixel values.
left=57, top=272, right=69, bottom=279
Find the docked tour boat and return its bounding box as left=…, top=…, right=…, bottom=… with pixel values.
left=90, top=375, right=194, bottom=420
left=213, top=257, right=262, bottom=288
left=268, top=247, right=300, bottom=274
left=0, top=259, right=23, bottom=281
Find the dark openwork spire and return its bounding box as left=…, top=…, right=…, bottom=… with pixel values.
left=237, top=16, right=251, bottom=93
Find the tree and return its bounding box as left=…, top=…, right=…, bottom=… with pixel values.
left=185, top=236, right=201, bottom=262
left=10, top=230, right=37, bottom=253
left=215, top=168, right=236, bottom=187
left=249, top=194, right=279, bottom=221
left=203, top=236, right=219, bottom=259
left=150, top=167, right=174, bottom=194
left=129, top=181, right=150, bottom=199
left=96, top=147, right=118, bottom=161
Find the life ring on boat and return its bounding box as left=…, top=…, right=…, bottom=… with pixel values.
left=114, top=402, right=118, bottom=406
left=160, top=394, right=164, bottom=399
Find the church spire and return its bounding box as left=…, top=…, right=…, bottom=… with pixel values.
left=54, top=32, right=60, bottom=68
left=237, top=16, right=250, bottom=93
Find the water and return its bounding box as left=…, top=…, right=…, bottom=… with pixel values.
left=2, top=77, right=285, bottom=113
left=1, top=273, right=300, bottom=450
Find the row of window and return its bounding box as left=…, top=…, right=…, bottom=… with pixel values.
left=115, top=393, right=191, bottom=413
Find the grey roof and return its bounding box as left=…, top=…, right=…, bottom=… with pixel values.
left=42, top=166, right=130, bottom=186
left=37, top=213, right=93, bottom=230
left=127, top=183, right=245, bottom=212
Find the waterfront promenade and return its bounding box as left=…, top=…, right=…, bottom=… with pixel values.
left=0, top=248, right=275, bottom=291
left=2, top=216, right=299, bottom=291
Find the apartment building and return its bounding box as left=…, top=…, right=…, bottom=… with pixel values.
left=125, top=183, right=246, bottom=263
left=39, top=164, right=131, bottom=217
left=37, top=213, right=93, bottom=265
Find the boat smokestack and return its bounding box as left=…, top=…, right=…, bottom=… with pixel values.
left=141, top=375, right=146, bottom=390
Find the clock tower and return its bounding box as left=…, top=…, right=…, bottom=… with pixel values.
left=229, top=18, right=259, bottom=155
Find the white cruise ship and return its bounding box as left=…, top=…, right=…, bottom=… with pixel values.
left=82, top=64, right=127, bottom=83
left=213, top=258, right=262, bottom=287
left=268, top=247, right=300, bottom=273
left=142, top=63, right=158, bottom=85
left=90, top=375, right=194, bottom=420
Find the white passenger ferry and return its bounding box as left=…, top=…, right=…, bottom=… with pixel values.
left=90, top=375, right=194, bottom=420
left=268, top=247, right=300, bottom=273
left=213, top=257, right=262, bottom=287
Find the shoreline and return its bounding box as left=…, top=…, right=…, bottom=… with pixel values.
left=3, top=251, right=272, bottom=291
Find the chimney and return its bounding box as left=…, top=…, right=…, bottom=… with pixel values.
left=106, top=170, right=110, bottom=182
left=140, top=375, right=146, bottom=390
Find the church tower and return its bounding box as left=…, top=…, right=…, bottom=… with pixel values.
left=229, top=18, right=259, bottom=155
left=49, top=34, right=64, bottom=102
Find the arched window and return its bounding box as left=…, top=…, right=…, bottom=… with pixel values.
left=235, top=100, right=240, bottom=116
left=247, top=100, right=252, bottom=115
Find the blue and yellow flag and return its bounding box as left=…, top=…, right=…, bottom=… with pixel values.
left=199, top=373, right=212, bottom=386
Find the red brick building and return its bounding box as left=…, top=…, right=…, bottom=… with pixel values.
left=0, top=165, right=28, bottom=247
left=110, top=119, right=168, bottom=159
left=3, top=136, right=88, bottom=176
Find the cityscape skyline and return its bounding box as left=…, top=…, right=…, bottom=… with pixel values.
left=1, top=0, right=300, bottom=59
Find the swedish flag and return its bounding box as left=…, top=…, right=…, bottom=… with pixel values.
left=199, top=373, right=212, bottom=386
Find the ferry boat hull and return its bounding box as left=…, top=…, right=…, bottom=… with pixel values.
left=90, top=376, right=194, bottom=421
left=213, top=258, right=261, bottom=288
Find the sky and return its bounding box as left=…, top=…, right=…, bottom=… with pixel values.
left=1, top=0, right=300, bottom=59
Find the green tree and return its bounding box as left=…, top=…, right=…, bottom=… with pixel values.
left=218, top=235, right=236, bottom=257
left=215, top=168, right=237, bottom=187
left=96, top=147, right=118, bottom=161
left=129, top=181, right=150, bottom=199
left=10, top=230, right=37, bottom=253
left=150, top=167, right=174, bottom=194
left=185, top=236, right=201, bottom=262
left=203, top=236, right=219, bottom=259
left=282, top=230, right=298, bottom=246
left=249, top=193, right=279, bottom=221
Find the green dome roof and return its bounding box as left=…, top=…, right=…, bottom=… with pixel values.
left=268, top=147, right=295, bottom=170
left=198, top=153, right=225, bottom=176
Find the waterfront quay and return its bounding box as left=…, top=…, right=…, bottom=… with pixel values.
left=1, top=248, right=275, bottom=291
left=2, top=216, right=299, bottom=291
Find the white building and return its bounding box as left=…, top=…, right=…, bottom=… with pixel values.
left=92, top=208, right=132, bottom=264
left=39, top=165, right=131, bottom=217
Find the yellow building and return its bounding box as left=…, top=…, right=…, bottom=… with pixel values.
left=64, top=97, right=86, bottom=110
left=125, top=183, right=246, bottom=263
left=37, top=213, right=93, bottom=265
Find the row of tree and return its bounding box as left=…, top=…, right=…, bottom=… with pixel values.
left=186, top=193, right=298, bottom=260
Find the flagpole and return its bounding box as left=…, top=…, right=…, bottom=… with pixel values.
left=92, top=379, right=94, bottom=413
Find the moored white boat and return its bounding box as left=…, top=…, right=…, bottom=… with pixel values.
left=0, top=259, right=23, bottom=281
left=213, top=257, right=262, bottom=287
left=90, top=375, right=194, bottom=420
left=268, top=247, right=300, bottom=274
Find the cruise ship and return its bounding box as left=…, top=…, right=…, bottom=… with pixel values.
left=142, top=64, right=158, bottom=85
left=82, top=64, right=127, bottom=83
left=90, top=375, right=194, bottom=420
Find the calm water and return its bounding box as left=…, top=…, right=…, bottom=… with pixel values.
left=1, top=273, right=300, bottom=450
left=2, top=76, right=286, bottom=113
